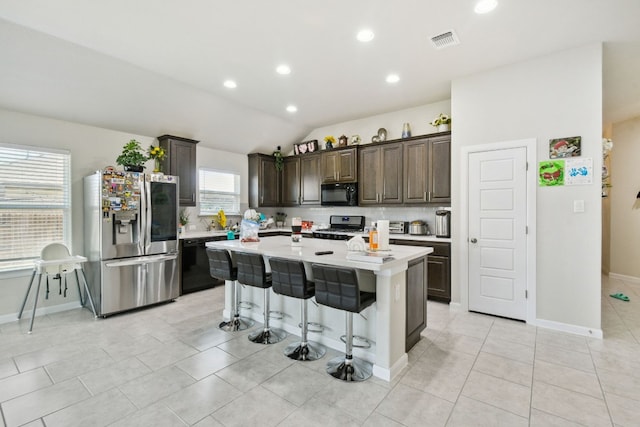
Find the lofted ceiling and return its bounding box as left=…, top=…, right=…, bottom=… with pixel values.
left=0, top=0, right=639, bottom=154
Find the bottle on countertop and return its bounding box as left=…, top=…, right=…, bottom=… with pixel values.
left=369, top=221, right=379, bottom=252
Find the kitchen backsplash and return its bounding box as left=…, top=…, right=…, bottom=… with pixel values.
left=184, top=204, right=451, bottom=233
left=260, top=206, right=451, bottom=232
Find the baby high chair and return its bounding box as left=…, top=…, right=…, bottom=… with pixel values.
left=17, top=243, right=97, bottom=333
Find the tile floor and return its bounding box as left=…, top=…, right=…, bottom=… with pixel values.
left=1, top=274, right=640, bottom=426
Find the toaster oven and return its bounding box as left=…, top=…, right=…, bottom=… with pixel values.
left=388, top=221, right=409, bottom=234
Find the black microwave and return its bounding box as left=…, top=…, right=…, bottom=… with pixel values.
left=321, top=182, right=358, bottom=206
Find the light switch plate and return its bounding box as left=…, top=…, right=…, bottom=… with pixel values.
left=573, top=200, right=585, bottom=213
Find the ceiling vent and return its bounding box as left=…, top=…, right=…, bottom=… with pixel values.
left=430, top=30, right=460, bottom=49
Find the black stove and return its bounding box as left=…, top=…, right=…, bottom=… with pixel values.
left=312, top=215, right=365, bottom=240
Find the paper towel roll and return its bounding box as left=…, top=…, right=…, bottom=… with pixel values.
left=377, top=220, right=390, bottom=250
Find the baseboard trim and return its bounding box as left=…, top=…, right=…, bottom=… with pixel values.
left=533, top=317, right=603, bottom=339
left=608, top=272, right=640, bottom=284
left=448, top=302, right=462, bottom=312
left=0, top=301, right=82, bottom=325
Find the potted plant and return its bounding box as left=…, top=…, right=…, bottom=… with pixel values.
left=116, top=139, right=148, bottom=172
left=273, top=146, right=284, bottom=172
left=275, top=212, right=287, bottom=228
left=147, top=144, right=166, bottom=173
left=179, top=209, right=189, bottom=234
left=429, top=113, right=452, bottom=132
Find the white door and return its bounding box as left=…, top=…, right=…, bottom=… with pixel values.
left=468, top=147, right=527, bottom=320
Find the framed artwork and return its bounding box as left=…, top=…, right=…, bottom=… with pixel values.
left=539, top=160, right=565, bottom=186
left=565, top=158, right=593, bottom=185
left=294, top=140, right=318, bottom=155
left=549, top=136, right=581, bottom=158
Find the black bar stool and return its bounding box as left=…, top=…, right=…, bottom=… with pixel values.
left=235, top=252, right=286, bottom=344
left=206, top=248, right=254, bottom=332
left=269, top=257, right=326, bottom=361
left=312, top=263, right=376, bottom=382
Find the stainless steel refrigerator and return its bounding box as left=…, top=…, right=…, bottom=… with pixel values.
left=83, top=170, right=180, bottom=316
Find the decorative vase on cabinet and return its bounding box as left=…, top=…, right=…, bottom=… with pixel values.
left=438, top=124, right=450, bottom=132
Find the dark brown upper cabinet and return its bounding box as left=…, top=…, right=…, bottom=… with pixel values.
left=281, top=156, right=300, bottom=206
left=358, top=143, right=403, bottom=205
left=403, top=134, right=451, bottom=204
left=157, top=135, right=198, bottom=206
left=248, top=153, right=280, bottom=207
left=321, top=148, right=357, bottom=183
left=300, top=153, right=321, bottom=204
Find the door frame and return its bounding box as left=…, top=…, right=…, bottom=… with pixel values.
left=460, top=138, right=537, bottom=323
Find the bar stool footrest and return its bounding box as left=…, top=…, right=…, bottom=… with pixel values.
left=340, top=334, right=373, bottom=349
left=238, top=301, right=259, bottom=310
left=268, top=310, right=286, bottom=320
left=298, top=321, right=325, bottom=333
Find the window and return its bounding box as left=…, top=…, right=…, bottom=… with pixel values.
left=198, top=168, right=241, bottom=215
left=0, top=144, right=71, bottom=272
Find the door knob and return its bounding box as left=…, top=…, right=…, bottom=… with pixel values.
left=470, top=238, right=478, bottom=243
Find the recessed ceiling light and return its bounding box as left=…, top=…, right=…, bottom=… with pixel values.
left=223, top=80, right=237, bottom=89
left=286, top=105, right=298, bottom=113
left=357, top=29, right=375, bottom=42
left=474, top=0, right=498, bottom=14
left=386, top=74, right=400, bottom=84
left=276, top=64, right=291, bottom=75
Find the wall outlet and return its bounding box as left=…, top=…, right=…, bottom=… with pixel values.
left=188, top=224, right=196, bottom=230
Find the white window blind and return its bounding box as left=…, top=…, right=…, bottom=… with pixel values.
left=0, top=144, right=71, bottom=272
left=198, top=168, right=241, bottom=215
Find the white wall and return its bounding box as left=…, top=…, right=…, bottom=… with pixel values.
left=609, top=116, right=640, bottom=279
left=451, top=44, right=603, bottom=331
left=0, top=109, right=247, bottom=320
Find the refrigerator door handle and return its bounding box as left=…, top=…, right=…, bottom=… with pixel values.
left=104, top=253, right=178, bottom=268
left=144, top=177, right=152, bottom=253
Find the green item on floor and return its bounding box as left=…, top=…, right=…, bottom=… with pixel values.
left=610, top=293, right=630, bottom=302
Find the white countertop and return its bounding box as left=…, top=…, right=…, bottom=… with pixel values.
left=206, top=235, right=433, bottom=272
left=181, top=228, right=451, bottom=244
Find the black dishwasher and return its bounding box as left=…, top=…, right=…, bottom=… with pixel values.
left=180, top=238, right=224, bottom=294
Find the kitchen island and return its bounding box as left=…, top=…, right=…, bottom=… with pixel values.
left=206, top=235, right=432, bottom=381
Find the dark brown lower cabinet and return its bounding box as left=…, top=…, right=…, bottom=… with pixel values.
left=393, top=239, right=451, bottom=303
left=406, top=256, right=427, bottom=351
left=427, top=254, right=451, bottom=302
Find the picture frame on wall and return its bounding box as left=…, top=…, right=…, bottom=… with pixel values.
left=549, top=136, right=581, bottom=158
left=294, top=140, right=318, bottom=155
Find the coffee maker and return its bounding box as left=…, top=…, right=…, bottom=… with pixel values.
left=435, top=210, right=451, bottom=238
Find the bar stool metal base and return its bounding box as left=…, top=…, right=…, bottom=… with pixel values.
left=326, top=355, right=373, bottom=382
left=219, top=316, right=254, bottom=332
left=248, top=327, right=287, bottom=344
left=285, top=341, right=326, bottom=361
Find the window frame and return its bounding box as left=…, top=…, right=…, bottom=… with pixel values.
left=197, top=167, right=241, bottom=216
left=0, top=143, right=72, bottom=274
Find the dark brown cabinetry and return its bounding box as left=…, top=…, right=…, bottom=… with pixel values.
left=300, top=153, right=321, bottom=204
left=321, top=148, right=357, bottom=183
left=358, top=143, right=403, bottom=205
left=393, top=239, right=451, bottom=303
left=428, top=136, right=451, bottom=203
left=403, top=134, right=451, bottom=204
left=248, top=153, right=279, bottom=207
left=281, top=156, right=300, bottom=206
left=158, top=135, right=198, bottom=206
left=406, top=255, right=428, bottom=351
